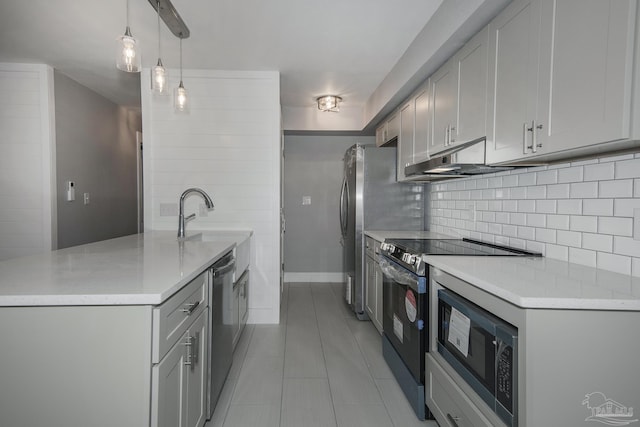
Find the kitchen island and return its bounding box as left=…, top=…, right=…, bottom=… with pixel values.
left=0, top=231, right=251, bottom=427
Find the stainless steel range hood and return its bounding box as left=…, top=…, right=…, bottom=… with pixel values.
left=404, top=137, right=514, bottom=181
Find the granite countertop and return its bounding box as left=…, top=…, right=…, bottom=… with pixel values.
left=365, top=230, right=459, bottom=242
left=426, top=255, right=640, bottom=311
left=0, top=230, right=252, bottom=307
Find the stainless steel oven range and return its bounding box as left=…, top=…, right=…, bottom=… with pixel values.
left=379, top=238, right=540, bottom=420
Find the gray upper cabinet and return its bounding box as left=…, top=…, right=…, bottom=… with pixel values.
left=487, top=0, right=638, bottom=164
left=429, top=57, right=457, bottom=157
left=413, top=83, right=431, bottom=165
left=376, top=112, right=400, bottom=146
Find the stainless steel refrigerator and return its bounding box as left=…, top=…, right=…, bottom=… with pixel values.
left=339, top=144, right=424, bottom=319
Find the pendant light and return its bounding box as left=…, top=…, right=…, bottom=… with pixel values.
left=151, top=1, right=167, bottom=93
left=116, top=0, right=141, bottom=73
left=174, top=36, right=188, bottom=112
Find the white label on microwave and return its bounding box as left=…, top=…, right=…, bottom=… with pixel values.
left=393, top=314, right=403, bottom=343
left=448, top=308, right=471, bottom=357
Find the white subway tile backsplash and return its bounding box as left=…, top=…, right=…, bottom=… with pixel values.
left=558, top=199, right=582, bottom=215
left=510, top=213, right=526, bottom=226
left=536, top=170, right=558, bottom=185
left=536, top=228, right=556, bottom=243
left=558, top=166, right=584, bottom=183
left=503, top=175, right=518, bottom=187
left=517, top=172, right=535, bottom=186
left=527, top=213, right=546, bottom=228
left=428, top=157, right=639, bottom=277
left=546, top=244, right=568, bottom=261
left=570, top=182, right=598, bottom=198
left=557, top=230, right=582, bottom=247
left=613, top=198, right=640, bottom=217
left=547, top=214, right=570, bottom=230
left=547, top=183, right=570, bottom=199
left=584, top=163, right=614, bottom=181
left=582, top=199, right=613, bottom=216
left=599, top=180, right=633, bottom=198
left=569, top=247, right=597, bottom=267
left=613, top=236, right=640, bottom=258
left=536, top=200, right=557, bottom=214
left=597, top=252, right=631, bottom=275
left=615, top=158, right=640, bottom=179
left=570, top=215, right=598, bottom=233
left=526, top=185, right=546, bottom=199
left=582, top=233, right=613, bottom=252
left=518, top=200, right=536, bottom=213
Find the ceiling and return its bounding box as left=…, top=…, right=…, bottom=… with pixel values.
left=0, top=0, right=508, bottom=131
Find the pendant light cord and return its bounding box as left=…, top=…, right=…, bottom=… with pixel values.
left=157, top=1, right=162, bottom=57
left=126, top=0, right=130, bottom=28
left=179, top=37, right=183, bottom=82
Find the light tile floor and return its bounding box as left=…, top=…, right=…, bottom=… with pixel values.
left=205, top=282, right=438, bottom=427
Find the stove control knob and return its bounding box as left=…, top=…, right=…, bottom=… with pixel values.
left=408, top=255, right=417, bottom=265
left=380, top=243, right=389, bottom=252
left=388, top=244, right=396, bottom=252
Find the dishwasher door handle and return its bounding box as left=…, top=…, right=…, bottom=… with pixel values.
left=213, top=259, right=236, bottom=277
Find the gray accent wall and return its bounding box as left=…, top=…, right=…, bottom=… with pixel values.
left=283, top=134, right=375, bottom=274
left=54, top=71, right=140, bottom=249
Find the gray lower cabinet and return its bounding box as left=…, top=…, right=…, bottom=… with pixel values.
left=365, top=237, right=383, bottom=333
left=0, top=269, right=210, bottom=427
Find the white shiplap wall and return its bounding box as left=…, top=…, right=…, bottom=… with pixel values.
left=141, top=69, right=281, bottom=324
left=429, top=153, right=640, bottom=277
left=0, top=63, right=55, bottom=260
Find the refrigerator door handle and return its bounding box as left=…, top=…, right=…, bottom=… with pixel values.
left=339, top=177, right=347, bottom=237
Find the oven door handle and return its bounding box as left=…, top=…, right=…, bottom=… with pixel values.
left=378, top=256, right=420, bottom=290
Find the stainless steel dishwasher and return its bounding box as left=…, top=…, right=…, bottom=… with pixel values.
left=207, top=250, right=236, bottom=418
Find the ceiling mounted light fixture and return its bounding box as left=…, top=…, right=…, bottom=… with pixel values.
left=116, top=0, right=141, bottom=72
left=151, top=0, right=167, bottom=93
left=174, top=36, right=188, bottom=112
left=317, top=95, right=342, bottom=112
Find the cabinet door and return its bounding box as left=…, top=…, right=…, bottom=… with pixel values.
left=152, top=332, right=189, bottom=427
left=536, top=0, right=636, bottom=152
left=232, top=282, right=240, bottom=349
left=365, top=255, right=376, bottom=320
left=455, top=26, right=489, bottom=145
left=430, top=58, right=457, bottom=156
left=486, top=0, right=541, bottom=164
left=186, top=310, right=208, bottom=427
left=413, top=83, right=430, bottom=164
left=398, top=100, right=415, bottom=181
left=387, top=112, right=400, bottom=143
left=375, top=124, right=386, bottom=146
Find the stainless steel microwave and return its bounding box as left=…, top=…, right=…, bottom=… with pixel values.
left=437, top=288, right=518, bottom=427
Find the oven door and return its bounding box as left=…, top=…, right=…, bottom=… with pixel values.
left=379, top=255, right=427, bottom=382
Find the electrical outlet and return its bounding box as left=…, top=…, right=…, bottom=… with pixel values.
left=83, top=193, right=90, bottom=205
left=634, top=209, right=640, bottom=241
left=302, top=196, right=311, bottom=206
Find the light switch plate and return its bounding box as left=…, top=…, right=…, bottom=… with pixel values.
left=634, top=209, right=640, bottom=241
left=83, top=193, right=90, bottom=205
left=302, top=196, right=311, bottom=206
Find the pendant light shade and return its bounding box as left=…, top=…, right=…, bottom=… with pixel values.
left=116, top=0, right=141, bottom=72
left=174, top=37, right=188, bottom=112
left=151, top=1, right=167, bottom=93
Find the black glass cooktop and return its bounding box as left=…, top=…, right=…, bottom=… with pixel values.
left=386, top=238, right=542, bottom=257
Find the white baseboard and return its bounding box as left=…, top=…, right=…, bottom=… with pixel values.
left=284, top=272, right=344, bottom=283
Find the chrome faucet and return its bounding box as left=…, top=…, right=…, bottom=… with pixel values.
left=178, top=188, right=214, bottom=239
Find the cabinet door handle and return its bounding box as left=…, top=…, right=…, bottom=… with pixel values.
left=523, top=122, right=529, bottom=154
left=449, top=126, right=456, bottom=144
left=181, top=300, right=200, bottom=315
left=446, top=413, right=461, bottom=426
left=533, top=122, right=543, bottom=152
left=184, top=335, right=193, bottom=367
left=192, top=331, right=199, bottom=367
left=445, top=125, right=449, bottom=146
